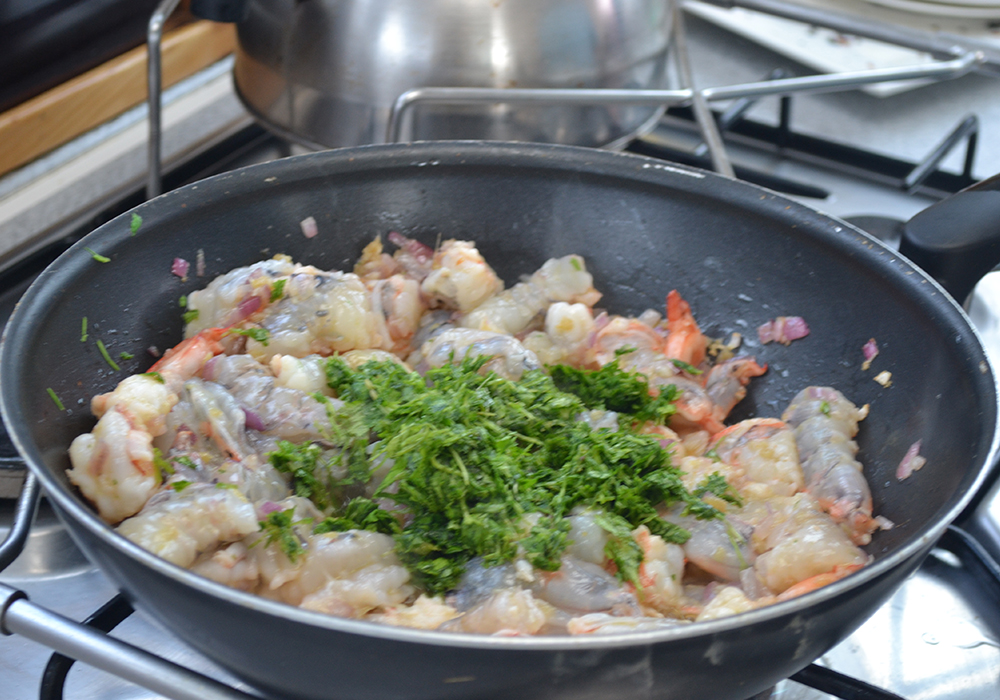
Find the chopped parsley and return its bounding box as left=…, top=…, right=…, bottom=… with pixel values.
left=119, top=351, right=134, bottom=360
left=96, top=340, right=120, bottom=371
left=182, top=309, right=199, bottom=324
left=692, top=472, right=743, bottom=508
left=140, top=371, right=165, bottom=383
left=130, top=213, right=143, bottom=235
left=171, top=480, right=192, bottom=492
left=310, top=356, right=719, bottom=595
left=270, top=279, right=286, bottom=302
left=178, top=295, right=187, bottom=307
left=80, top=317, right=88, bottom=342
left=85, top=247, right=110, bottom=263
left=670, top=358, right=703, bottom=375
left=259, top=508, right=309, bottom=562
left=46, top=387, right=65, bottom=411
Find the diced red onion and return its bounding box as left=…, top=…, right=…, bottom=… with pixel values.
left=147, top=345, right=161, bottom=358
left=196, top=249, right=206, bottom=277
left=171, top=257, right=190, bottom=279
left=258, top=501, right=283, bottom=516
left=242, top=408, right=266, bottom=432
left=202, top=356, right=219, bottom=381
left=896, top=440, right=926, bottom=481
left=300, top=216, right=318, bottom=238
left=234, top=295, right=262, bottom=322
left=862, top=338, right=879, bottom=362
left=757, top=316, right=810, bottom=345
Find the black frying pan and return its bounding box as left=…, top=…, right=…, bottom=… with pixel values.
left=2, top=142, right=998, bottom=700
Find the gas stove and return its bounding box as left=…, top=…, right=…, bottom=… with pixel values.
left=2, top=2, right=1000, bottom=699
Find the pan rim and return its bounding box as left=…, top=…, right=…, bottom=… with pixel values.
left=3, top=139, right=998, bottom=653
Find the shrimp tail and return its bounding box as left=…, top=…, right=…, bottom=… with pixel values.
left=665, top=290, right=707, bottom=367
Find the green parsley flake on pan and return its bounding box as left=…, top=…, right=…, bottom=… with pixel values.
left=85, top=247, right=110, bottom=263
left=96, top=340, right=120, bottom=371
left=268, top=356, right=727, bottom=595
left=130, top=213, right=143, bottom=235
left=46, top=388, right=66, bottom=411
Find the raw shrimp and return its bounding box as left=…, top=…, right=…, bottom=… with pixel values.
left=704, top=357, right=768, bottom=422
left=67, top=329, right=226, bottom=523
left=255, top=526, right=413, bottom=616
left=670, top=513, right=756, bottom=583
left=190, top=541, right=260, bottom=591
left=201, top=354, right=338, bottom=443
left=368, top=274, right=426, bottom=354
left=522, top=302, right=597, bottom=367
left=782, top=387, right=877, bottom=544
left=742, top=494, right=868, bottom=595
left=185, top=257, right=295, bottom=336
left=628, top=525, right=692, bottom=617
left=116, top=483, right=258, bottom=568
left=442, top=588, right=550, bottom=635
left=460, top=255, right=601, bottom=335
left=420, top=239, right=504, bottom=312
left=696, top=586, right=761, bottom=622
left=367, top=595, right=461, bottom=630
left=567, top=613, right=690, bottom=635
left=412, top=327, right=541, bottom=380
left=711, top=418, right=804, bottom=499
left=530, top=556, right=639, bottom=614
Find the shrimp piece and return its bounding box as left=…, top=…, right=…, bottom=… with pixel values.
left=742, top=494, right=868, bottom=595
left=255, top=528, right=412, bottom=613
left=116, top=483, right=258, bottom=568
left=711, top=418, right=804, bottom=498
left=353, top=235, right=402, bottom=281
left=442, top=588, right=549, bottom=636
left=251, top=268, right=386, bottom=360
left=68, top=329, right=227, bottom=523
left=530, top=556, right=639, bottom=614
left=368, top=274, right=426, bottom=354
left=665, top=290, right=707, bottom=367
left=593, top=317, right=664, bottom=366
left=185, top=257, right=295, bottom=337
left=421, top=239, right=504, bottom=312
left=704, top=357, right=768, bottom=422
left=387, top=231, right=435, bottom=281
left=696, top=586, right=762, bottom=622
left=629, top=525, right=690, bottom=617
left=522, top=302, right=597, bottom=367
left=775, top=563, right=864, bottom=602
left=412, top=327, right=541, bottom=380
left=565, top=512, right=610, bottom=566
left=202, top=354, right=339, bottom=443
left=782, top=387, right=876, bottom=545
left=674, top=514, right=756, bottom=583
left=367, top=595, right=461, bottom=630
left=567, top=613, right=689, bottom=635
left=190, top=541, right=260, bottom=591
left=460, top=255, right=601, bottom=335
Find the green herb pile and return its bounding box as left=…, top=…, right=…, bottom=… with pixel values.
left=268, top=356, right=737, bottom=595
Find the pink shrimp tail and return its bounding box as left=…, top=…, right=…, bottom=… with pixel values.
left=776, top=563, right=864, bottom=601
left=149, top=327, right=228, bottom=386
left=665, top=290, right=707, bottom=366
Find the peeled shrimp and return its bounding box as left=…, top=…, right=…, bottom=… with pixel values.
left=185, top=257, right=295, bottom=336
left=190, top=541, right=260, bottom=591
left=420, top=239, right=504, bottom=313
left=782, top=387, right=876, bottom=544
left=522, top=302, right=597, bottom=367
left=567, top=613, right=690, bottom=635
left=442, top=588, right=549, bottom=635
left=412, top=327, right=541, bottom=380
left=530, top=556, right=639, bottom=614
left=67, top=329, right=226, bottom=523
left=116, top=483, right=258, bottom=568
left=711, top=418, right=804, bottom=499
left=742, top=494, right=868, bottom=595
left=367, top=595, right=461, bottom=630
left=460, top=255, right=601, bottom=335
left=629, top=525, right=690, bottom=616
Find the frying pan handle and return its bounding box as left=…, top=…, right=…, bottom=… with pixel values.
left=899, top=173, right=1000, bottom=304
left=0, top=583, right=259, bottom=700
left=190, top=0, right=249, bottom=22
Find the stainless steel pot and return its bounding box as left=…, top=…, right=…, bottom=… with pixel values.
left=216, top=0, right=673, bottom=149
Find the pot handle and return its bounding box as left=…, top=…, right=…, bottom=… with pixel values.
left=899, top=172, right=1000, bottom=304
left=0, top=583, right=259, bottom=700
left=190, top=0, right=249, bottom=22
